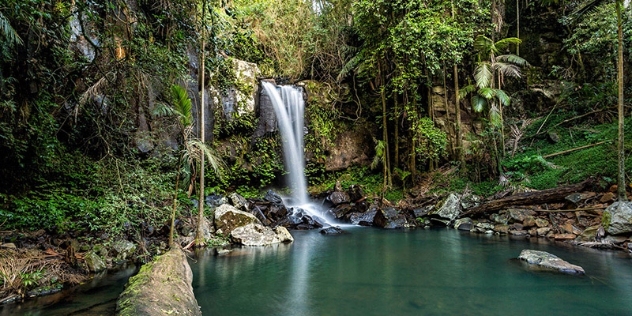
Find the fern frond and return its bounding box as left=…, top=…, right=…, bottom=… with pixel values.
left=494, top=37, right=521, bottom=51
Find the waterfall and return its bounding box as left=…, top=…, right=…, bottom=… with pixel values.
left=261, top=81, right=331, bottom=225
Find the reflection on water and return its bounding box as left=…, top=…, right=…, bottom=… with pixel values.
left=0, top=265, right=137, bottom=316
left=190, top=228, right=632, bottom=316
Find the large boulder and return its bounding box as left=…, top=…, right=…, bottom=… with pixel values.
left=374, top=207, right=408, bottom=229
left=214, top=204, right=260, bottom=236
left=349, top=208, right=377, bottom=226
left=518, top=249, right=585, bottom=275
left=429, top=194, right=462, bottom=222
left=603, top=201, right=632, bottom=235
left=230, top=223, right=293, bottom=246
left=328, top=191, right=350, bottom=206
left=116, top=248, right=201, bottom=316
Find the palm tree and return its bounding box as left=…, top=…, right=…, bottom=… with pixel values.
left=461, top=35, right=529, bottom=177
left=167, top=84, right=223, bottom=248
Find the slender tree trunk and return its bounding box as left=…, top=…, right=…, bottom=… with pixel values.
left=616, top=0, right=627, bottom=201
left=195, top=0, right=207, bottom=247
left=516, top=0, right=520, bottom=56
left=442, top=64, right=453, bottom=158
left=169, top=160, right=181, bottom=248
left=394, top=93, right=399, bottom=171
left=381, top=86, right=392, bottom=189
left=454, top=64, right=464, bottom=170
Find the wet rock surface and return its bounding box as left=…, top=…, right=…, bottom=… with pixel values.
left=116, top=248, right=201, bottom=316
left=518, top=249, right=585, bottom=274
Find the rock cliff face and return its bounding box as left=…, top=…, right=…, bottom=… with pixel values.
left=116, top=248, right=201, bottom=316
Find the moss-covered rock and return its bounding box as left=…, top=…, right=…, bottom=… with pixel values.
left=116, top=248, right=200, bottom=316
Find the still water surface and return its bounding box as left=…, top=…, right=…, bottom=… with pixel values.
left=190, top=227, right=632, bottom=316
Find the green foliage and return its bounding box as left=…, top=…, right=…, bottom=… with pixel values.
left=413, top=117, right=448, bottom=164
left=20, top=269, right=44, bottom=290
left=170, top=84, right=193, bottom=127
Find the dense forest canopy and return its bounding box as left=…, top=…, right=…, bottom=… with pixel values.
left=0, top=0, right=630, bottom=235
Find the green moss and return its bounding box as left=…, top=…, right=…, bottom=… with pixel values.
left=602, top=211, right=611, bottom=230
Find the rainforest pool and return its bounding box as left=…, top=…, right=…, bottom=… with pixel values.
left=189, top=227, right=632, bottom=316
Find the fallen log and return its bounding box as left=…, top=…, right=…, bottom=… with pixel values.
left=461, top=179, right=592, bottom=217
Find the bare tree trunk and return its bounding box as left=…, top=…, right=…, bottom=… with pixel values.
left=195, top=0, right=208, bottom=247
left=394, top=93, right=399, bottom=171
left=454, top=64, right=464, bottom=170
left=616, top=0, right=627, bottom=201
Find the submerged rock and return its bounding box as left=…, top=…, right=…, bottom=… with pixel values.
left=320, top=226, right=344, bottom=235
left=116, top=248, right=201, bottom=316
left=518, top=249, right=585, bottom=274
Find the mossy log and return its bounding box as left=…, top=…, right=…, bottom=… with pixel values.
left=461, top=179, right=592, bottom=217
left=116, top=248, right=201, bottom=316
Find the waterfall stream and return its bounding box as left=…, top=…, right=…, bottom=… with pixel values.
left=261, top=81, right=332, bottom=226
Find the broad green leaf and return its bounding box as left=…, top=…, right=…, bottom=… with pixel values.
left=472, top=95, right=487, bottom=112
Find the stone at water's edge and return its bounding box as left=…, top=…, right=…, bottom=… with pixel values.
left=214, top=204, right=260, bottom=236
left=274, top=226, right=294, bottom=242
left=518, top=249, right=585, bottom=275
left=116, top=248, right=201, bottom=316
left=603, top=201, right=632, bottom=235
left=230, top=223, right=294, bottom=246
left=429, top=193, right=462, bottom=222
left=84, top=251, right=106, bottom=273
left=454, top=217, right=473, bottom=231
left=374, top=207, right=408, bottom=229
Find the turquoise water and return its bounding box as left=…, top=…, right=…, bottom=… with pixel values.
left=190, top=228, right=632, bottom=316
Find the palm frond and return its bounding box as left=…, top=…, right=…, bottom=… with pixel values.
left=494, top=89, right=511, bottom=106
left=0, top=12, right=22, bottom=46
left=474, top=62, right=492, bottom=89
left=478, top=87, right=495, bottom=100
left=496, top=54, right=530, bottom=67
left=459, top=84, right=476, bottom=99
left=489, top=105, right=502, bottom=128
left=472, top=95, right=487, bottom=113
left=170, top=84, right=193, bottom=127
left=152, top=102, right=177, bottom=118
left=337, top=52, right=362, bottom=82
left=493, top=62, right=522, bottom=78
left=188, top=139, right=225, bottom=179
left=494, top=37, right=521, bottom=51
left=473, top=35, right=495, bottom=56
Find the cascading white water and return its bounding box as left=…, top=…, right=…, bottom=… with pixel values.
left=261, top=81, right=332, bottom=225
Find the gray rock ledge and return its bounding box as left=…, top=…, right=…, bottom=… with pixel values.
left=518, top=249, right=585, bottom=275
